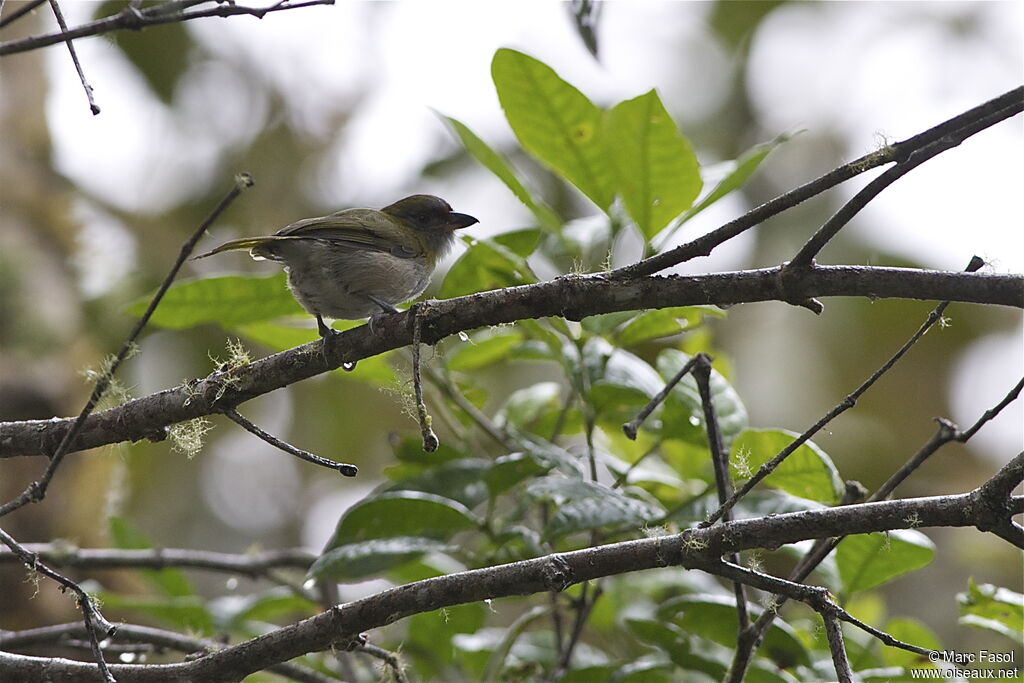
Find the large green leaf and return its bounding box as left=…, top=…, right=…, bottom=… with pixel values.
left=323, top=491, right=479, bottom=548
left=442, top=115, right=562, bottom=231
left=126, top=273, right=303, bottom=328
left=309, top=537, right=454, bottom=580
left=731, top=429, right=843, bottom=504
left=657, top=595, right=811, bottom=669
left=957, top=579, right=1024, bottom=642
left=836, top=530, right=935, bottom=595
left=525, top=477, right=664, bottom=539
left=606, top=90, right=702, bottom=238
left=440, top=236, right=537, bottom=299
left=447, top=330, right=524, bottom=372
left=492, top=48, right=613, bottom=209
left=615, top=306, right=724, bottom=347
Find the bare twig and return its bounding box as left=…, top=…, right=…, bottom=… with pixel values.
left=728, top=371, right=1023, bottom=681
left=789, top=104, right=1024, bottom=268
left=0, top=527, right=116, bottom=681
left=0, top=173, right=252, bottom=518
left=357, top=642, right=409, bottom=683
left=693, top=354, right=750, bottom=631
left=223, top=408, right=357, bottom=476
left=610, top=86, right=1023, bottom=280
left=0, top=0, right=336, bottom=56
left=0, top=543, right=315, bottom=574
left=622, top=353, right=700, bottom=439
left=821, top=610, right=854, bottom=683
left=411, top=306, right=439, bottom=452
left=703, top=258, right=986, bottom=527
left=0, top=0, right=47, bottom=29
left=47, top=0, right=99, bottom=114
left=0, top=621, right=337, bottom=683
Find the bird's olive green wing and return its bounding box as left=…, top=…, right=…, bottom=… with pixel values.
left=274, top=208, right=423, bottom=258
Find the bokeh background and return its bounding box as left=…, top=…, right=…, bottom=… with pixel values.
left=1, top=0, right=1021, bottom=651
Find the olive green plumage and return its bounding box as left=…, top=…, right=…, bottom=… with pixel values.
left=195, top=194, right=478, bottom=336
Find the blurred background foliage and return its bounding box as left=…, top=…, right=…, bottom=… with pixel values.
left=0, top=1, right=1021, bottom=679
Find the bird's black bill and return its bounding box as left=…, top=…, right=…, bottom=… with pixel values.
left=448, top=212, right=479, bottom=230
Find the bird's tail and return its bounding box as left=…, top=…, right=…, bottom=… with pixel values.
left=192, top=236, right=308, bottom=260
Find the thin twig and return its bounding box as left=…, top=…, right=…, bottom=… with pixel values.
left=424, top=364, right=517, bottom=451
left=693, top=354, right=749, bottom=630
left=0, top=0, right=46, bottom=29
left=47, top=0, right=99, bottom=114
left=0, top=527, right=116, bottom=681
left=411, top=306, right=439, bottom=452
left=821, top=610, right=854, bottom=683
left=609, top=86, right=1024, bottom=280
left=0, top=543, right=315, bottom=574
left=223, top=408, right=357, bottom=476
left=0, top=0, right=336, bottom=56
left=708, top=560, right=933, bottom=656
left=727, top=358, right=1022, bottom=681
left=703, top=257, right=986, bottom=527
left=0, top=621, right=337, bottom=683
left=622, top=354, right=700, bottom=439
left=357, top=642, right=409, bottom=683
left=0, top=173, right=253, bottom=519
left=554, top=581, right=602, bottom=677
left=789, top=105, right=1024, bottom=267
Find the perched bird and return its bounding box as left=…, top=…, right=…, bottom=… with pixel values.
left=195, top=195, right=478, bottom=337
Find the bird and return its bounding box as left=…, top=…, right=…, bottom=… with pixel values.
left=194, top=194, right=478, bottom=337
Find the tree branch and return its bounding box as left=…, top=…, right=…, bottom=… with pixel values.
left=1, top=487, right=1017, bottom=681
left=0, top=265, right=1019, bottom=459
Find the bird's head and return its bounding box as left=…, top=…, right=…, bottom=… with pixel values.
left=382, top=195, right=478, bottom=235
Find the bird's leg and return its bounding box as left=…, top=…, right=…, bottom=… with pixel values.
left=316, top=314, right=336, bottom=339
left=316, top=314, right=354, bottom=370
left=366, top=296, right=400, bottom=335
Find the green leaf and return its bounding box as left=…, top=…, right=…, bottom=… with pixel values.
left=493, top=228, right=543, bottom=257
left=309, top=537, right=453, bottom=580
left=606, top=90, right=702, bottom=238
left=525, top=477, right=664, bottom=538
left=126, top=274, right=303, bottom=329
left=387, top=459, right=491, bottom=510
left=442, top=115, right=562, bottom=231
left=616, top=306, right=723, bottom=347
left=440, top=237, right=537, bottom=299
left=484, top=452, right=557, bottom=497
left=209, top=587, right=318, bottom=631
left=677, top=132, right=793, bottom=228
left=96, top=592, right=213, bottom=634
left=407, top=603, right=488, bottom=679
left=957, top=579, right=1024, bottom=642
left=448, top=331, right=524, bottom=372
left=836, top=531, right=935, bottom=595
left=107, top=517, right=195, bottom=599
left=323, top=491, right=479, bottom=548
left=496, top=382, right=563, bottom=431
left=731, top=429, right=843, bottom=504
left=658, top=595, right=811, bottom=669
left=492, top=48, right=613, bottom=209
